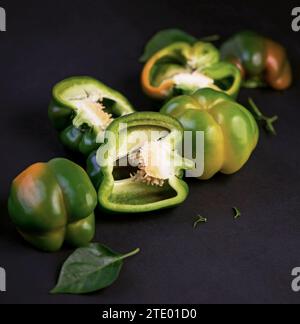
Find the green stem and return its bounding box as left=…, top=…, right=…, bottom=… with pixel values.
left=120, top=248, right=140, bottom=260
left=200, top=34, right=220, bottom=42
left=248, top=98, right=278, bottom=136
left=233, top=207, right=241, bottom=220
left=193, top=215, right=207, bottom=228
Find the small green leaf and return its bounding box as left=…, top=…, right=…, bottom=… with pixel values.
left=51, top=244, right=140, bottom=295
left=233, top=207, right=241, bottom=220
left=140, top=29, right=197, bottom=62
left=248, top=98, right=278, bottom=136
left=194, top=215, right=207, bottom=228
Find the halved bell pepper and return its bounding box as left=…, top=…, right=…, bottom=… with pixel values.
left=141, top=42, right=241, bottom=100
left=221, top=31, right=292, bottom=90
left=94, top=112, right=194, bottom=213
left=161, top=88, right=259, bottom=180
left=8, top=158, right=97, bottom=252
left=48, top=76, right=135, bottom=155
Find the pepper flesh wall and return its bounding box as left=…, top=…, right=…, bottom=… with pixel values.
left=141, top=42, right=241, bottom=100
left=93, top=112, right=194, bottom=213
left=49, top=76, right=135, bottom=156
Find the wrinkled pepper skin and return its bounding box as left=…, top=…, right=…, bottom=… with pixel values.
left=8, top=158, right=97, bottom=252
left=95, top=112, right=194, bottom=213
left=221, top=31, right=292, bottom=90
left=49, top=76, right=135, bottom=156
left=141, top=42, right=241, bottom=100
left=161, top=88, right=259, bottom=180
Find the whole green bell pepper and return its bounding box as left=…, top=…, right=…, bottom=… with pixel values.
left=161, top=88, right=259, bottom=180
left=221, top=31, right=292, bottom=90
left=8, top=158, right=97, bottom=252
left=94, top=112, right=194, bottom=213
left=49, top=76, right=135, bottom=156
left=141, top=42, right=241, bottom=100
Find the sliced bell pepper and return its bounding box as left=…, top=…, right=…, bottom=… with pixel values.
left=141, top=42, right=241, bottom=100
left=161, top=88, right=259, bottom=180
left=221, top=31, right=292, bottom=90
left=8, top=158, right=97, bottom=252
left=48, top=76, right=135, bottom=156
left=94, top=112, right=194, bottom=213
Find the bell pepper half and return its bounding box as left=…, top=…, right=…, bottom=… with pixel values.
left=221, top=31, right=292, bottom=90
left=48, top=76, right=135, bottom=156
left=94, top=112, right=194, bottom=213
left=8, top=158, right=97, bottom=252
left=161, top=88, right=259, bottom=180
left=141, top=42, right=241, bottom=100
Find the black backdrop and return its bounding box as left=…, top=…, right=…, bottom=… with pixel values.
left=0, top=0, right=300, bottom=304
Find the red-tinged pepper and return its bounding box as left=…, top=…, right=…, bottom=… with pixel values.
left=221, top=31, right=292, bottom=90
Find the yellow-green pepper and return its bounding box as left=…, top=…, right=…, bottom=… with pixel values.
left=161, top=88, right=259, bottom=180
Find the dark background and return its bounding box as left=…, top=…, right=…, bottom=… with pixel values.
left=0, top=0, right=300, bottom=304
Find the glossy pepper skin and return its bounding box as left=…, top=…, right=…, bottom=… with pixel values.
left=161, top=88, right=259, bottom=180
left=95, top=112, right=194, bottom=213
left=8, top=158, right=97, bottom=252
left=221, top=31, right=292, bottom=90
left=141, top=42, right=241, bottom=100
left=86, top=150, right=102, bottom=190
left=49, top=76, right=135, bottom=156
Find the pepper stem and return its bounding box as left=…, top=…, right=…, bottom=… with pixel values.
left=119, top=248, right=140, bottom=260
left=199, top=34, right=220, bottom=42
left=248, top=98, right=278, bottom=136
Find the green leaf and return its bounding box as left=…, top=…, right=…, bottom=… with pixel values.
left=51, top=244, right=140, bottom=295
left=140, top=29, right=197, bottom=62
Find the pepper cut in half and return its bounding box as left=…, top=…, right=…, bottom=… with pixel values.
left=49, top=76, right=135, bottom=156
left=94, top=112, right=194, bottom=213
left=221, top=31, right=292, bottom=90
left=8, top=158, right=97, bottom=252
left=141, top=42, right=241, bottom=100
left=161, top=88, right=259, bottom=180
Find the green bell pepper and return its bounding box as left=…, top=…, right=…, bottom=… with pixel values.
left=8, top=158, right=97, bottom=252
left=94, top=112, right=194, bottom=213
left=48, top=76, right=135, bottom=156
left=141, top=42, right=241, bottom=100
left=221, top=31, right=292, bottom=90
left=161, top=88, right=259, bottom=180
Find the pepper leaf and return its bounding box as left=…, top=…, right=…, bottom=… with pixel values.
left=140, top=29, right=197, bottom=62
left=51, top=244, right=140, bottom=295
